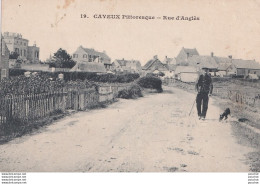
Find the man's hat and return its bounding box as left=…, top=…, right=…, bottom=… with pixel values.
left=201, top=67, right=209, bottom=71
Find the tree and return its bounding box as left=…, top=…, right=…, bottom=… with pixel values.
left=9, top=52, right=19, bottom=59
left=49, top=48, right=76, bottom=68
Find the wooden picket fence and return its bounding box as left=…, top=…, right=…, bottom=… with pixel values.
left=65, top=87, right=99, bottom=110
left=163, top=78, right=175, bottom=85
left=0, top=84, right=132, bottom=126
left=0, top=90, right=67, bottom=125
left=228, top=90, right=260, bottom=108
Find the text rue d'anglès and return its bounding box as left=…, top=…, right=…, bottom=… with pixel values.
left=81, top=14, right=200, bottom=21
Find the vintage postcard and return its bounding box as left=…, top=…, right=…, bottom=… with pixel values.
left=0, top=0, right=260, bottom=176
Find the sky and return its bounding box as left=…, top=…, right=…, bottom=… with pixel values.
left=1, top=0, right=260, bottom=65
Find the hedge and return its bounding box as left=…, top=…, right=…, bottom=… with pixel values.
left=137, top=76, right=163, bottom=93
left=117, top=84, right=143, bottom=99
left=9, top=69, right=140, bottom=83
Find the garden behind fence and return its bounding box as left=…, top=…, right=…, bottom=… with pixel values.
left=0, top=84, right=132, bottom=127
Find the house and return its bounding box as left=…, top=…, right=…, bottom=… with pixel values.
left=71, top=62, right=107, bottom=73
left=214, top=55, right=260, bottom=77
left=176, top=47, right=199, bottom=65
left=161, top=56, right=177, bottom=78
left=231, top=59, right=260, bottom=77
left=3, top=32, right=40, bottom=63
left=27, top=44, right=40, bottom=63
left=187, top=55, right=218, bottom=72
left=164, top=64, right=176, bottom=78
left=142, top=55, right=169, bottom=75
left=174, top=66, right=199, bottom=83
left=72, top=46, right=112, bottom=70
left=0, top=37, right=10, bottom=80
left=175, top=47, right=260, bottom=78
left=112, top=58, right=142, bottom=73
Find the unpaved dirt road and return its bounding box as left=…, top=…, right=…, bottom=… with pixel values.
left=0, top=86, right=252, bottom=172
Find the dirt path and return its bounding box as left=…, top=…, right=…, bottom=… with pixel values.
left=0, top=86, right=252, bottom=172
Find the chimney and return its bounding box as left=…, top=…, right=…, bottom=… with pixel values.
left=154, top=55, right=158, bottom=59
left=122, top=58, right=124, bottom=60
left=211, top=52, right=214, bottom=57
left=165, top=56, right=167, bottom=59
left=228, top=55, right=232, bottom=59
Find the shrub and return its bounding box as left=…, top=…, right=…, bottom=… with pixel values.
left=9, top=69, right=27, bottom=77
left=137, top=76, right=163, bottom=93
left=0, top=74, right=66, bottom=96
left=118, top=84, right=143, bottom=99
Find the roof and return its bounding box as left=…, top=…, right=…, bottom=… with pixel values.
left=187, top=55, right=218, bottom=69
left=213, top=56, right=232, bottom=64
left=116, top=59, right=127, bottom=66
left=175, top=66, right=198, bottom=74
left=217, top=62, right=233, bottom=71
left=143, top=59, right=156, bottom=70
left=232, top=59, right=260, bottom=69
left=81, top=46, right=110, bottom=59
left=183, top=48, right=199, bottom=56
left=142, top=57, right=168, bottom=71
left=115, top=59, right=140, bottom=66
left=71, top=62, right=107, bottom=73
left=165, top=64, right=177, bottom=71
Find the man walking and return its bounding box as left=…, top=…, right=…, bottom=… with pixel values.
left=195, top=68, right=213, bottom=120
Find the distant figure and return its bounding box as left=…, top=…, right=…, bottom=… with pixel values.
left=195, top=68, right=213, bottom=120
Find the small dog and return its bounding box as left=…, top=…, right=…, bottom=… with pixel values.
left=219, top=108, right=231, bottom=121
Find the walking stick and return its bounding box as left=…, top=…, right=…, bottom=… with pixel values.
left=189, top=99, right=196, bottom=116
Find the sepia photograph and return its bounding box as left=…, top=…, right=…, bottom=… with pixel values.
left=0, top=0, right=260, bottom=179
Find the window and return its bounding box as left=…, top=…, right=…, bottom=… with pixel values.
left=2, top=69, right=7, bottom=78
left=24, top=43, right=26, bottom=46
left=73, top=54, right=78, bottom=58
left=20, top=50, right=23, bottom=56
left=83, top=54, right=88, bottom=58
left=35, top=51, right=39, bottom=58
left=1, top=44, right=5, bottom=56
